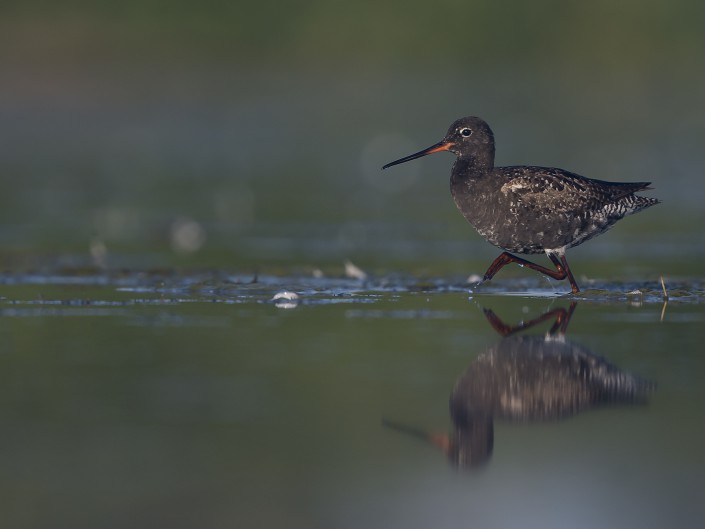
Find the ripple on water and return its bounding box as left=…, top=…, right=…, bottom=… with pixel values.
left=0, top=271, right=702, bottom=312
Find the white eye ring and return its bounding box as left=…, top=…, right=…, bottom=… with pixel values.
left=460, top=128, right=473, bottom=137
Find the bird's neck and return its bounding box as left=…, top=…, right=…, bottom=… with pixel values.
left=453, top=151, right=495, bottom=181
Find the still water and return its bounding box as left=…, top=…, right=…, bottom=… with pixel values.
left=0, top=272, right=703, bottom=528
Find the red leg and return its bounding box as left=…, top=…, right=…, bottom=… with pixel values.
left=483, top=301, right=578, bottom=337
left=482, top=251, right=580, bottom=293
left=548, top=253, right=580, bottom=293
left=559, top=254, right=580, bottom=294
left=546, top=301, right=578, bottom=334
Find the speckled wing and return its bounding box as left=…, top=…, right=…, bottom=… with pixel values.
left=498, top=167, right=656, bottom=218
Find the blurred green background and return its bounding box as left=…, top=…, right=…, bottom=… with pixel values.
left=1, top=0, right=703, bottom=276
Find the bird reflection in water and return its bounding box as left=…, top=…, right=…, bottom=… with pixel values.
left=384, top=303, right=654, bottom=469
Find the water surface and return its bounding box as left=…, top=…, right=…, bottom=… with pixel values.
left=1, top=270, right=703, bottom=528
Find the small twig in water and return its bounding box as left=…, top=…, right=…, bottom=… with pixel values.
left=660, top=275, right=669, bottom=300
left=659, top=275, right=668, bottom=322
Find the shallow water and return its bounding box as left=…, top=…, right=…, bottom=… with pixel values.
left=1, top=270, right=703, bottom=528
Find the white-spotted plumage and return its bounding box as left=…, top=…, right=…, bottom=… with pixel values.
left=453, top=164, right=659, bottom=254
left=383, top=116, right=660, bottom=292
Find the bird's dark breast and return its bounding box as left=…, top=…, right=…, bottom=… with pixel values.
left=450, top=164, right=616, bottom=254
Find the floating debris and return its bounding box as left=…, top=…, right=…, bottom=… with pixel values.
left=271, top=290, right=300, bottom=309
left=344, top=260, right=368, bottom=281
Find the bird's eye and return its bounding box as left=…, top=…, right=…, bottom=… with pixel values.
left=460, top=128, right=473, bottom=137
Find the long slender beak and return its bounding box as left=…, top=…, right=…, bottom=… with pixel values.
left=382, top=140, right=455, bottom=170
left=382, top=418, right=451, bottom=454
